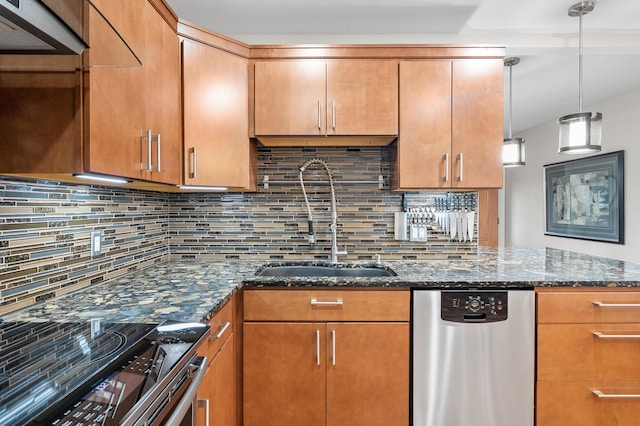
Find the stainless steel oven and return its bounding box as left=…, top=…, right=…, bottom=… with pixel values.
left=0, top=319, right=209, bottom=426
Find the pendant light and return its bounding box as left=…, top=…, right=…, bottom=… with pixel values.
left=558, top=1, right=602, bottom=154
left=503, top=57, right=525, bottom=167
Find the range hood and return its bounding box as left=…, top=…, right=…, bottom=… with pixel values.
left=0, top=0, right=140, bottom=68
left=0, top=0, right=86, bottom=55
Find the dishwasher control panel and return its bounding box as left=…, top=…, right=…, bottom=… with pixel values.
left=441, top=290, right=508, bottom=323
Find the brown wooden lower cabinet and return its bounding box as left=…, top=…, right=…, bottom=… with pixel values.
left=243, top=321, right=409, bottom=426
left=197, top=299, right=236, bottom=426
left=536, top=289, right=640, bottom=426
left=537, top=381, right=640, bottom=426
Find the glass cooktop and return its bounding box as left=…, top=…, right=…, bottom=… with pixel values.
left=0, top=320, right=157, bottom=425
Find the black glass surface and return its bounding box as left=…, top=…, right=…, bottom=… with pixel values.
left=0, top=321, right=156, bottom=426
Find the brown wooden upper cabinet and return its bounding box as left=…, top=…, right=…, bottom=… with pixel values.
left=253, top=60, right=398, bottom=137
left=393, top=59, right=503, bottom=190
left=85, top=0, right=181, bottom=184
left=181, top=38, right=252, bottom=189
left=0, top=0, right=181, bottom=185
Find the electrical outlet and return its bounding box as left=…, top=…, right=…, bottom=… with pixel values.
left=90, top=231, right=102, bottom=257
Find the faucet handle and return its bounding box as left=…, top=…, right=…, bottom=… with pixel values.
left=337, top=244, right=348, bottom=256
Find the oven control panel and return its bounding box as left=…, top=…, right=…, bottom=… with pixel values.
left=441, top=291, right=508, bottom=323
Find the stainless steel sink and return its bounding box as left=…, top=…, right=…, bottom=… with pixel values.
left=255, top=265, right=397, bottom=277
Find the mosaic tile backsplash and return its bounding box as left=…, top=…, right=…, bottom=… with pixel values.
left=0, top=146, right=477, bottom=314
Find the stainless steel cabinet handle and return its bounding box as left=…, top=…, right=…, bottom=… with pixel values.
left=209, top=322, right=231, bottom=340
left=188, top=147, right=197, bottom=179
left=154, top=133, right=161, bottom=172
left=457, top=153, right=463, bottom=182
left=443, top=153, right=449, bottom=182
left=197, top=398, right=210, bottom=426
left=593, top=301, right=640, bottom=307
left=332, top=329, right=336, bottom=366
left=310, top=298, right=343, bottom=306
left=593, top=331, right=640, bottom=339
left=318, top=100, right=321, bottom=131
left=141, top=129, right=152, bottom=171
left=332, top=99, right=336, bottom=130
left=593, top=390, right=640, bottom=398
left=316, top=330, right=321, bottom=366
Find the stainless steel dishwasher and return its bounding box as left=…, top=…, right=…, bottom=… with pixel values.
left=412, top=288, right=535, bottom=426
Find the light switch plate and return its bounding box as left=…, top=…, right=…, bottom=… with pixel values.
left=90, top=230, right=102, bottom=257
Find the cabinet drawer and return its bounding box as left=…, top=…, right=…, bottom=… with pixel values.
left=243, top=289, right=409, bottom=321
left=537, top=381, right=640, bottom=426
left=200, top=298, right=234, bottom=358
left=537, top=290, right=640, bottom=323
left=538, top=323, right=640, bottom=381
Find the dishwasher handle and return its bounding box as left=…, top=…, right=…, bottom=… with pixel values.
left=463, top=313, right=487, bottom=322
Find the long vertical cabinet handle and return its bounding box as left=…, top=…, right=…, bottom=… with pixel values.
left=188, top=147, right=197, bottom=179
left=197, top=398, right=210, bottom=426
left=457, top=153, right=464, bottom=182
left=316, top=330, right=321, bottom=366
left=140, top=130, right=152, bottom=171
left=154, top=133, right=161, bottom=172
left=443, top=153, right=449, bottom=182
left=318, top=100, right=322, bottom=132
left=331, top=329, right=336, bottom=366
left=332, top=99, right=336, bottom=131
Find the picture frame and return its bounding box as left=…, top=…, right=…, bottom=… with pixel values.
left=544, top=150, right=624, bottom=244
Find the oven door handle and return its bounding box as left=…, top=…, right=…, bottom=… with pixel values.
left=164, top=356, right=209, bottom=426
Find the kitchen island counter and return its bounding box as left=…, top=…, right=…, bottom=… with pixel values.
left=5, top=247, right=640, bottom=324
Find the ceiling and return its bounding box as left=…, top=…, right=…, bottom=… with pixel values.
left=166, top=0, right=640, bottom=135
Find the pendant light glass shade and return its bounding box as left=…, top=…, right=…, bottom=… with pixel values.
left=503, top=57, right=525, bottom=167
left=558, top=1, right=602, bottom=154
left=503, top=137, right=526, bottom=167
left=558, top=111, right=602, bottom=154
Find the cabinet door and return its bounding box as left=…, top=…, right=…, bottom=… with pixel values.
left=327, top=60, right=398, bottom=136
left=183, top=39, right=250, bottom=188
left=243, top=322, right=325, bottom=426
left=198, top=337, right=236, bottom=426
left=326, top=322, right=409, bottom=426
left=397, top=60, right=452, bottom=189
left=197, top=299, right=235, bottom=426
left=142, top=2, right=181, bottom=184
left=451, top=59, right=503, bottom=189
left=254, top=61, right=326, bottom=136
left=85, top=0, right=145, bottom=180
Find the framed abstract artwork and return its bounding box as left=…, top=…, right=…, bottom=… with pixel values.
left=544, top=150, right=624, bottom=244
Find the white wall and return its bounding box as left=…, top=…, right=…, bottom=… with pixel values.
left=502, top=85, right=640, bottom=263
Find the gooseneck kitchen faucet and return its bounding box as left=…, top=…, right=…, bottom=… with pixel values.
left=299, top=158, right=347, bottom=264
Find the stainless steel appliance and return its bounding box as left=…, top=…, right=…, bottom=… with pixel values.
left=0, top=319, right=209, bottom=426
left=412, top=289, right=535, bottom=426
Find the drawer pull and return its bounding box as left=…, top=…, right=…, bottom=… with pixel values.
left=593, top=390, right=640, bottom=398
left=593, top=331, right=640, bottom=339
left=593, top=301, right=640, bottom=307
left=310, top=298, right=343, bottom=306
left=209, top=322, right=231, bottom=340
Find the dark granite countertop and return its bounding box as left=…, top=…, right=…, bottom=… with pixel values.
left=5, top=247, right=640, bottom=324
